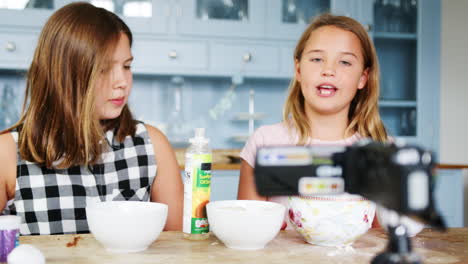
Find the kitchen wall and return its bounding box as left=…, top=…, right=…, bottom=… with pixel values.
left=128, top=76, right=289, bottom=149
left=440, top=0, right=468, bottom=165
left=441, top=0, right=468, bottom=227
left=0, top=71, right=290, bottom=149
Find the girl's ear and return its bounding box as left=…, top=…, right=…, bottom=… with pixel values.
left=294, top=59, right=302, bottom=82
left=358, top=68, right=369, bottom=89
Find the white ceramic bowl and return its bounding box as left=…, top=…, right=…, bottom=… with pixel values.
left=207, top=200, right=285, bottom=250
left=86, top=201, right=167, bottom=253
left=288, top=194, right=376, bottom=247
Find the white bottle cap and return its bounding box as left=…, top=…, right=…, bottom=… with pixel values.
left=0, top=215, right=21, bottom=230
left=189, top=128, right=209, bottom=144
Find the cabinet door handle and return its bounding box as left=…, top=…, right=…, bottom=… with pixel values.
left=5, top=41, right=16, bottom=52
left=168, top=50, right=178, bottom=59
left=242, top=53, right=252, bottom=62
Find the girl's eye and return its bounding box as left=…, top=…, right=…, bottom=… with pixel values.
left=124, top=65, right=132, bottom=70
left=310, top=58, right=322, bottom=62
left=340, top=60, right=352, bottom=66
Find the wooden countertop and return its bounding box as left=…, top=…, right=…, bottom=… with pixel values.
left=20, top=228, right=468, bottom=264
left=175, top=149, right=242, bottom=170
left=174, top=148, right=468, bottom=171
left=436, top=164, right=468, bottom=169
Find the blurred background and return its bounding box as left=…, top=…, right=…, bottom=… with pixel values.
left=0, top=0, right=466, bottom=227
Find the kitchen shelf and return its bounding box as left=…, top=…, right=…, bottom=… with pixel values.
left=230, top=135, right=250, bottom=143
left=379, top=100, right=417, bottom=107
left=232, top=112, right=266, bottom=121
left=373, top=32, right=417, bottom=40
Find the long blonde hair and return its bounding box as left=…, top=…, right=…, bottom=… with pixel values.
left=283, top=13, right=388, bottom=144
left=3, top=2, right=136, bottom=168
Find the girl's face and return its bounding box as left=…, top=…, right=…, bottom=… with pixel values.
left=95, top=33, right=133, bottom=120
left=295, top=25, right=368, bottom=118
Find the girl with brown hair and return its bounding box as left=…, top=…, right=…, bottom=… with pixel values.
left=0, top=2, right=183, bottom=235
left=237, top=13, right=389, bottom=229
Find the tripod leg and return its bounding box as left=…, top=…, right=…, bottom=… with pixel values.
left=371, top=225, right=422, bottom=264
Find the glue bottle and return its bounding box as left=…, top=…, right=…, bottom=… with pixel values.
left=183, top=128, right=212, bottom=240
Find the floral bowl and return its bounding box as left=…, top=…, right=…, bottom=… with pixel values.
left=288, top=194, right=375, bottom=247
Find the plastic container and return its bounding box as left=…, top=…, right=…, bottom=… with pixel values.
left=183, top=128, right=212, bottom=240
left=0, top=215, right=21, bottom=262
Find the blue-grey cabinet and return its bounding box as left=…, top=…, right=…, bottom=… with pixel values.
left=329, top=0, right=440, bottom=153
left=132, top=39, right=209, bottom=74
left=371, top=0, right=440, bottom=153
left=265, top=0, right=331, bottom=40
left=0, top=31, right=39, bottom=69
left=81, top=0, right=170, bottom=34
left=0, top=0, right=68, bottom=29
left=210, top=170, right=239, bottom=201
left=434, top=169, right=464, bottom=227
left=177, top=0, right=266, bottom=38
left=0, top=0, right=441, bottom=152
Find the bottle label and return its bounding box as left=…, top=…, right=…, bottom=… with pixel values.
left=0, top=229, right=19, bottom=262
left=183, top=153, right=212, bottom=234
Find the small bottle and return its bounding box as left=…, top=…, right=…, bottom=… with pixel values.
left=183, top=128, right=212, bottom=240
left=0, top=215, right=21, bottom=262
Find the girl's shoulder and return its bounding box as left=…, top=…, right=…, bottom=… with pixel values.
left=0, top=132, right=16, bottom=152
left=308, top=132, right=362, bottom=146
left=255, top=122, right=288, bottom=134
left=128, top=121, right=156, bottom=142
left=0, top=132, right=18, bottom=198
left=253, top=122, right=297, bottom=146
left=140, top=122, right=170, bottom=149
left=135, top=121, right=150, bottom=136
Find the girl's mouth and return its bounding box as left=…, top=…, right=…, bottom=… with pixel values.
left=316, top=84, right=337, bottom=97
left=109, top=97, right=125, bottom=106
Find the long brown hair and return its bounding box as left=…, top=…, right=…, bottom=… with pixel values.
left=283, top=13, right=388, bottom=144
left=4, top=2, right=136, bottom=168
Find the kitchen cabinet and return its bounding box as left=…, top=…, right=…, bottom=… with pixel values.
left=0, top=0, right=68, bottom=29
left=370, top=0, right=440, bottom=152
left=0, top=0, right=169, bottom=34
left=177, top=0, right=266, bottom=38
left=210, top=42, right=280, bottom=75
left=0, top=0, right=441, bottom=153
left=265, top=0, right=331, bottom=40
left=434, top=169, right=464, bottom=228
left=274, top=0, right=440, bottom=151
left=132, top=39, right=208, bottom=74
left=81, top=0, right=170, bottom=34
left=210, top=170, right=239, bottom=202
left=0, top=31, right=39, bottom=69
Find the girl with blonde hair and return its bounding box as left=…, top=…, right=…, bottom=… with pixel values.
left=238, top=13, right=388, bottom=229
left=0, top=2, right=183, bottom=235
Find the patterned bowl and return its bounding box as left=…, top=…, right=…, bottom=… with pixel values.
left=288, top=194, right=375, bottom=247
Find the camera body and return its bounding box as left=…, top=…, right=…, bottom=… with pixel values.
left=254, top=140, right=443, bottom=227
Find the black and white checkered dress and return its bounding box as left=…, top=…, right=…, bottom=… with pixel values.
left=2, top=122, right=157, bottom=235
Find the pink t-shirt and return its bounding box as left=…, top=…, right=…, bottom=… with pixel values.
left=239, top=122, right=361, bottom=229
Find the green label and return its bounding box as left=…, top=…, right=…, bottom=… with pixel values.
left=187, top=153, right=211, bottom=234
left=196, top=167, right=211, bottom=188
left=191, top=154, right=212, bottom=190
left=191, top=218, right=209, bottom=233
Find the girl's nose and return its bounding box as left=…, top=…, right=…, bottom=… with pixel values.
left=321, top=62, right=336, bottom=77
left=112, top=69, right=128, bottom=89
